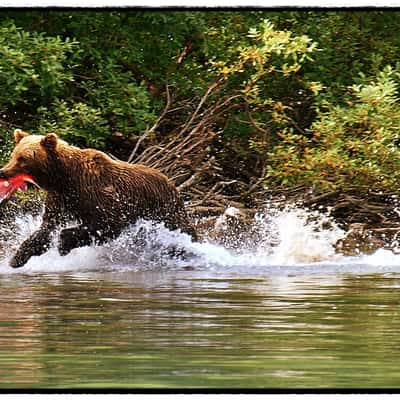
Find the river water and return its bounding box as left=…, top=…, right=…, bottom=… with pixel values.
left=1, top=208, right=400, bottom=389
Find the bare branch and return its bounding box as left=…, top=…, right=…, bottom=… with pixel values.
left=128, top=84, right=173, bottom=163
left=180, top=78, right=224, bottom=136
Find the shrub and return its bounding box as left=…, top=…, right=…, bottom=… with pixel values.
left=0, top=22, right=77, bottom=107
left=266, top=66, right=400, bottom=193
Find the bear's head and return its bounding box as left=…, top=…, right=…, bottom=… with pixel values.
left=0, top=129, right=60, bottom=190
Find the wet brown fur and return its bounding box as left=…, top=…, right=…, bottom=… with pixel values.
left=2, top=130, right=197, bottom=268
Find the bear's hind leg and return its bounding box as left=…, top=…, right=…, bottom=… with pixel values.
left=58, top=225, right=117, bottom=256
left=58, top=226, right=92, bottom=256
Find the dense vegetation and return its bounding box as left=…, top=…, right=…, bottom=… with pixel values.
left=1, top=10, right=400, bottom=223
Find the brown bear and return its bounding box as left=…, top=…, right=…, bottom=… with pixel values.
left=0, top=129, right=197, bottom=268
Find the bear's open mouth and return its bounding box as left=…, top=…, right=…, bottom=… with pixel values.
left=0, top=173, right=37, bottom=203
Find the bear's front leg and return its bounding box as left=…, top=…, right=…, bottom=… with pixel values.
left=10, top=193, right=68, bottom=268
left=10, top=228, right=52, bottom=268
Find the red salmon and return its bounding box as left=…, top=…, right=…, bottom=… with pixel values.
left=0, top=174, right=36, bottom=203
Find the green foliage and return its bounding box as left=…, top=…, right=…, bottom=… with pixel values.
left=37, top=100, right=109, bottom=148
left=0, top=12, right=157, bottom=150
left=80, top=76, right=155, bottom=136
left=266, top=66, right=400, bottom=192
left=210, top=19, right=317, bottom=90
left=198, top=18, right=318, bottom=145
left=0, top=22, right=77, bottom=106
left=0, top=125, right=14, bottom=164
left=271, top=12, right=400, bottom=106
left=0, top=12, right=318, bottom=151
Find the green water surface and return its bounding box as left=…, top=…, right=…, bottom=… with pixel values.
left=0, top=267, right=399, bottom=389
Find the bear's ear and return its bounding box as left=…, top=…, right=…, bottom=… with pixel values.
left=14, top=129, right=29, bottom=144
left=40, top=133, right=58, bottom=151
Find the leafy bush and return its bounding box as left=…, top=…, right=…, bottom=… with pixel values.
left=0, top=15, right=157, bottom=151
left=266, top=66, right=400, bottom=192
left=80, top=73, right=155, bottom=137
left=0, top=22, right=77, bottom=107
left=37, top=100, right=109, bottom=148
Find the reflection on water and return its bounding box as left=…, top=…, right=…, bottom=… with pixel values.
left=0, top=268, right=400, bottom=388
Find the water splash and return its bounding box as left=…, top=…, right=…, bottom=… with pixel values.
left=263, top=207, right=345, bottom=265
left=1, top=205, right=400, bottom=274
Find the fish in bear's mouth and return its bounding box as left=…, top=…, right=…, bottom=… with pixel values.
left=0, top=174, right=37, bottom=203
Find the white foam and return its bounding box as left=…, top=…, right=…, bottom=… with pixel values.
left=1, top=205, right=400, bottom=274
left=2, top=246, right=103, bottom=274
left=265, top=207, right=346, bottom=265
left=358, top=248, right=400, bottom=266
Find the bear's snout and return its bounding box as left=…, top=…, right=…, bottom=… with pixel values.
left=0, top=169, right=9, bottom=179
